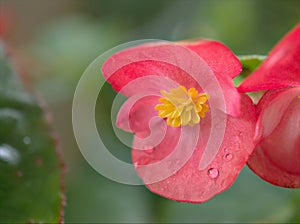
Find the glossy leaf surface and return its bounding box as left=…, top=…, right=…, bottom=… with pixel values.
left=0, top=43, right=64, bottom=223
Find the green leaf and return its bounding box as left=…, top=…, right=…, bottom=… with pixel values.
left=288, top=190, right=300, bottom=222
left=0, top=42, right=64, bottom=223
left=234, top=55, right=266, bottom=86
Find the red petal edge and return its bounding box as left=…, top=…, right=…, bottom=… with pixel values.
left=182, top=40, right=242, bottom=79
left=247, top=87, right=300, bottom=187
left=239, top=23, right=300, bottom=92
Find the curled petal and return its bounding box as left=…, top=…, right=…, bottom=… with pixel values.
left=248, top=87, right=300, bottom=187
left=254, top=87, right=300, bottom=141
left=239, top=24, right=300, bottom=92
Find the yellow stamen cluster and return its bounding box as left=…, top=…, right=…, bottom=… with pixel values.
left=154, top=86, right=209, bottom=127
left=298, top=95, right=300, bottom=99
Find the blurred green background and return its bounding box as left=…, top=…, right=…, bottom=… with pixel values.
left=2, top=0, right=300, bottom=222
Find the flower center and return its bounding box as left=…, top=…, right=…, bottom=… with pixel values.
left=154, top=85, right=209, bottom=127
left=298, top=95, right=300, bottom=99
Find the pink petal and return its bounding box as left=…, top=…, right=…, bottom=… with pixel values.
left=115, top=76, right=177, bottom=138
left=247, top=87, right=300, bottom=187
left=102, top=41, right=241, bottom=116
left=117, top=75, right=179, bottom=98
left=239, top=24, right=300, bottom=92
left=117, top=87, right=228, bottom=172
left=116, top=95, right=160, bottom=136
left=182, top=40, right=242, bottom=79
left=102, top=43, right=200, bottom=93
left=132, top=94, right=256, bottom=203
left=248, top=145, right=300, bottom=188
left=254, top=87, right=300, bottom=141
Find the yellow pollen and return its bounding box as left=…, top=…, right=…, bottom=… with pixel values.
left=298, top=95, right=300, bottom=99
left=154, top=85, right=210, bottom=127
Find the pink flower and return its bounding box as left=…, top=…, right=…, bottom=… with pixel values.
left=102, top=40, right=256, bottom=203
left=239, top=24, right=300, bottom=187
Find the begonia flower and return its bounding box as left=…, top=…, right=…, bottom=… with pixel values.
left=102, top=40, right=256, bottom=203
left=239, top=24, right=300, bottom=187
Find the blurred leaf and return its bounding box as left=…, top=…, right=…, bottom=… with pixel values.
left=234, top=55, right=265, bottom=86
left=78, top=0, right=174, bottom=28
left=30, top=15, right=123, bottom=103
left=288, top=190, right=300, bottom=223
left=0, top=42, right=64, bottom=223
left=65, top=165, right=154, bottom=223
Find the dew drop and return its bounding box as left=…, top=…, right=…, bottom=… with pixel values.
left=239, top=132, right=243, bottom=137
left=160, top=186, right=167, bottom=191
left=208, top=168, right=219, bottom=179
left=23, top=136, right=31, bottom=145
left=0, top=144, right=20, bottom=165
left=224, top=153, right=233, bottom=161
left=0, top=108, right=23, bottom=120
left=144, top=148, right=154, bottom=154
left=223, top=148, right=229, bottom=153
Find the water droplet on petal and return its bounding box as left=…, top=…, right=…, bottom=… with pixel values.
left=0, top=144, right=20, bottom=165
left=208, top=168, right=219, bottom=179
left=224, top=153, right=233, bottom=161
left=133, top=162, right=138, bottom=168
left=144, top=148, right=154, bottom=154
left=239, top=132, right=243, bottom=137
left=223, top=148, right=228, bottom=153
left=23, top=136, right=31, bottom=145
